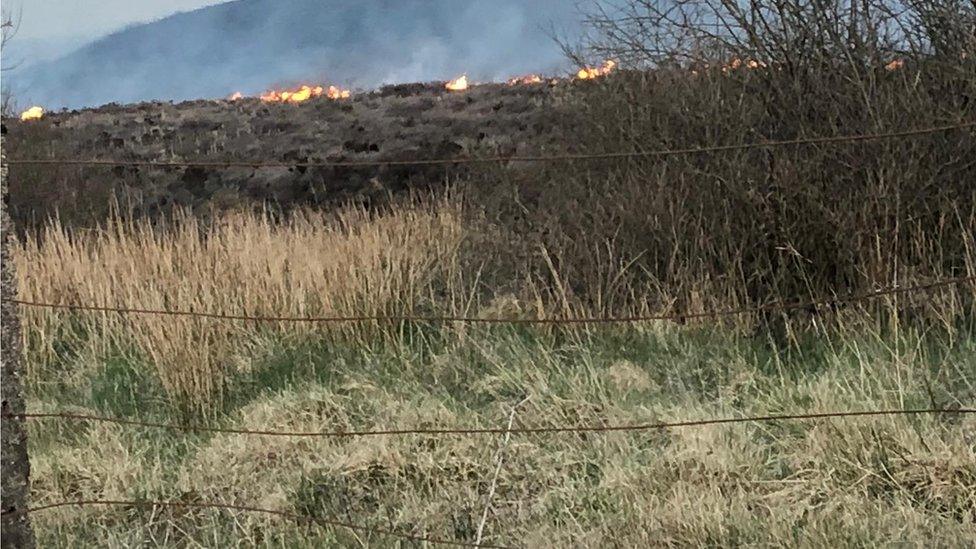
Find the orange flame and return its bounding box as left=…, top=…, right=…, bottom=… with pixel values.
left=576, top=60, right=616, bottom=80
left=228, top=92, right=244, bottom=101
left=507, top=74, right=543, bottom=86
left=20, top=106, right=44, bottom=121
left=259, top=84, right=350, bottom=103
left=723, top=57, right=767, bottom=73
left=326, top=85, right=351, bottom=100
left=445, top=75, right=469, bottom=91
left=884, top=59, right=904, bottom=71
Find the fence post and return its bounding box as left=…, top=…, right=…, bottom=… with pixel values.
left=1, top=129, right=36, bottom=547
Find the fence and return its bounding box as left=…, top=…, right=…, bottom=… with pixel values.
left=6, top=120, right=974, bottom=169
left=9, top=274, right=973, bottom=324
left=2, top=500, right=513, bottom=549
left=5, top=407, right=974, bottom=439
left=2, top=120, right=976, bottom=547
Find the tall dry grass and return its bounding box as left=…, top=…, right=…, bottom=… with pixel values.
left=14, top=198, right=467, bottom=412
left=15, top=186, right=976, bottom=414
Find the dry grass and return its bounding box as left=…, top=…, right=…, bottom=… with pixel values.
left=22, top=320, right=976, bottom=546
left=15, top=198, right=466, bottom=411
left=15, top=188, right=976, bottom=414
left=10, top=14, right=976, bottom=538
left=12, top=196, right=976, bottom=545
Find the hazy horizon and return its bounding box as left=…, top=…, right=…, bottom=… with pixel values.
left=4, top=0, right=582, bottom=110
left=8, top=0, right=226, bottom=43
left=3, top=1, right=227, bottom=72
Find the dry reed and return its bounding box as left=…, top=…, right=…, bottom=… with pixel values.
left=14, top=198, right=465, bottom=411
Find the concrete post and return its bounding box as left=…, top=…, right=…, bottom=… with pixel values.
left=1, top=125, right=36, bottom=548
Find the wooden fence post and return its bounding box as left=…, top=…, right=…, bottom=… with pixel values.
left=1, top=127, right=36, bottom=547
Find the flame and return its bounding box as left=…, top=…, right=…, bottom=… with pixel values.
left=723, top=57, right=767, bottom=73
left=259, top=84, right=350, bottom=103
left=445, top=75, right=469, bottom=91
left=326, top=85, right=351, bottom=100
left=576, top=60, right=616, bottom=80
left=508, top=74, right=543, bottom=86
left=228, top=91, right=244, bottom=101
left=885, top=59, right=904, bottom=71
left=20, top=106, right=44, bottom=121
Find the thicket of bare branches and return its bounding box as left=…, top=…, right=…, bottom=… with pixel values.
left=562, top=0, right=976, bottom=124
left=573, top=0, right=975, bottom=68
left=474, top=0, right=976, bottom=317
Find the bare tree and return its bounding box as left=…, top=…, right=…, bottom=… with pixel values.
left=1, top=6, right=23, bottom=116
left=530, top=0, right=976, bottom=315
left=570, top=0, right=975, bottom=72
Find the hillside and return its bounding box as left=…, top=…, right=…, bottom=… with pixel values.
left=6, top=0, right=579, bottom=109
left=5, top=1, right=976, bottom=545
left=4, top=78, right=587, bottom=229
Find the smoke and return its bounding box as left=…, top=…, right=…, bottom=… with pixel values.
left=5, top=0, right=583, bottom=110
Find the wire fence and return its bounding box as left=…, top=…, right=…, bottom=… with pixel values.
left=4, top=407, right=972, bottom=439
left=10, top=274, right=973, bottom=325
left=5, top=118, right=976, bottom=545
left=3, top=407, right=972, bottom=547
left=0, top=500, right=514, bottom=549
left=6, top=121, right=974, bottom=169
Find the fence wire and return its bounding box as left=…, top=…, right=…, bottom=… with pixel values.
left=5, top=408, right=972, bottom=439
left=5, top=118, right=975, bottom=544
left=0, top=499, right=515, bottom=549
left=6, top=121, right=973, bottom=169
left=10, top=275, right=973, bottom=325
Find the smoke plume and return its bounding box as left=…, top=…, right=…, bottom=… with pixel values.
left=6, top=0, right=581, bottom=109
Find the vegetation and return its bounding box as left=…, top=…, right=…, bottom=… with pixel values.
left=14, top=197, right=976, bottom=546
left=9, top=0, right=976, bottom=545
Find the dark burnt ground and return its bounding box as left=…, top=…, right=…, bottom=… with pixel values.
left=4, top=79, right=587, bottom=231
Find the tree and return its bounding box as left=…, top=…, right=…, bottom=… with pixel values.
left=2, top=6, right=23, bottom=116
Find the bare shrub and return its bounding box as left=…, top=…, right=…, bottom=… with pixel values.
left=469, top=0, right=976, bottom=317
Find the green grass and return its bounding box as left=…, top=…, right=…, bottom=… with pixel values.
left=23, top=319, right=976, bottom=547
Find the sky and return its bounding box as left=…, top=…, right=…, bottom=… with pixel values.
left=10, top=0, right=227, bottom=42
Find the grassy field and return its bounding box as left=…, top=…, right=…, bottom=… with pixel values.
left=13, top=199, right=976, bottom=547
left=10, top=4, right=976, bottom=542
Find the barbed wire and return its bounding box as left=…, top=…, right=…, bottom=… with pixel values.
left=4, top=410, right=972, bottom=545
left=10, top=275, right=973, bottom=325
left=6, top=121, right=973, bottom=169
left=0, top=499, right=515, bottom=548
left=5, top=111, right=974, bottom=547
left=5, top=408, right=972, bottom=439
